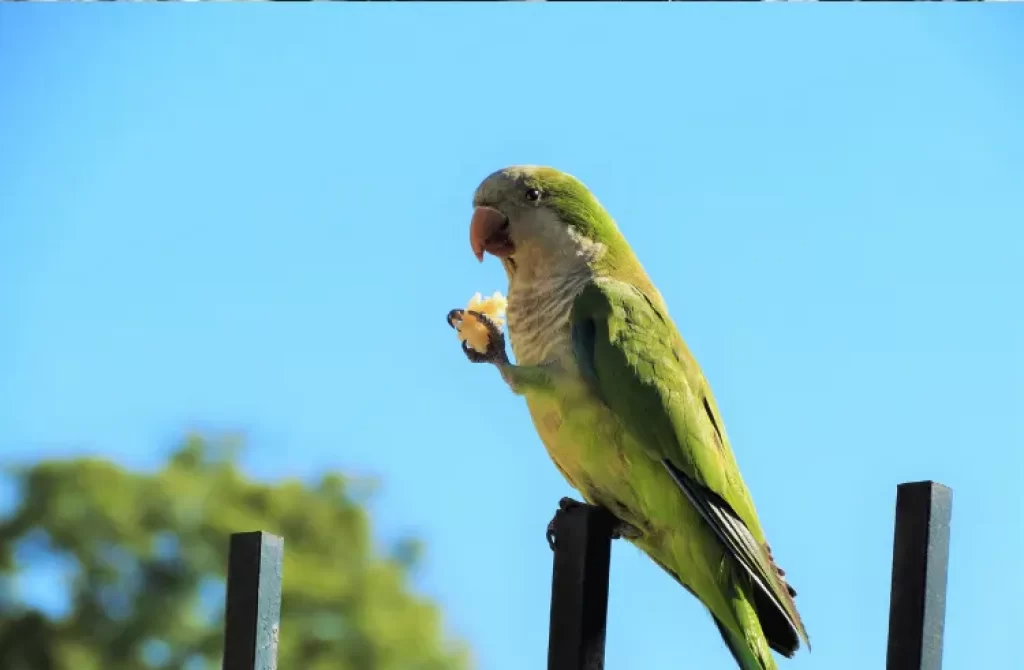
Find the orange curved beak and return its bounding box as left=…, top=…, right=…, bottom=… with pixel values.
left=469, top=206, right=512, bottom=262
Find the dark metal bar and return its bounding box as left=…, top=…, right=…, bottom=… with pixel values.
left=222, top=531, right=285, bottom=670
left=886, top=481, right=953, bottom=670
left=547, top=502, right=615, bottom=670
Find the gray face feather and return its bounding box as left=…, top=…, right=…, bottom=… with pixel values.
left=472, top=167, right=605, bottom=285
left=470, top=165, right=608, bottom=366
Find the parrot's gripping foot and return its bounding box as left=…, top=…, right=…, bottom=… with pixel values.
left=446, top=309, right=510, bottom=366
left=545, top=497, right=642, bottom=551
left=546, top=497, right=584, bottom=550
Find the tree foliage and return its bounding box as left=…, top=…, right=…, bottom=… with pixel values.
left=0, top=434, right=470, bottom=670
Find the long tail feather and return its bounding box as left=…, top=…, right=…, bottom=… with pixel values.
left=713, top=617, right=777, bottom=670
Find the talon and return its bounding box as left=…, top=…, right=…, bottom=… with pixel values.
left=546, top=498, right=584, bottom=551
left=463, top=310, right=509, bottom=366
left=448, top=305, right=510, bottom=366
left=558, top=497, right=583, bottom=512
left=466, top=310, right=502, bottom=340
left=446, top=309, right=465, bottom=329
left=461, top=340, right=492, bottom=364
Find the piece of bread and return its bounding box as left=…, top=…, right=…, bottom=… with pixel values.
left=454, top=291, right=507, bottom=353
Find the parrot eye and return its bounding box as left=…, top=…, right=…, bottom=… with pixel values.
left=525, top=188, right=541, bottom=202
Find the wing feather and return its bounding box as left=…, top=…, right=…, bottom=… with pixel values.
left=570, top=278, right=809, bottom=654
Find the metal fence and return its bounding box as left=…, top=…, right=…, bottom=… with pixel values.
left=220, top=480, right=952, bottom=670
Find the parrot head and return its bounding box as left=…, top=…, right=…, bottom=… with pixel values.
left=469, top=165, right=630, bottom=280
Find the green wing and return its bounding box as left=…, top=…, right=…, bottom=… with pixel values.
left=570, top=278, right=809, bottom=655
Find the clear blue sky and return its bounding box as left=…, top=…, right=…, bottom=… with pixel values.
left=2, top=6, right=1023, bottom=670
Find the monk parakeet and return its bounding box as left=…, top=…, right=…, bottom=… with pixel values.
left=447, top=166, right=809, bottom=670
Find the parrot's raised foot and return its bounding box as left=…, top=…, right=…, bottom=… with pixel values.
left=446, top=308, right=510, bottom=366
left=545, top=497, right=641, bottom=550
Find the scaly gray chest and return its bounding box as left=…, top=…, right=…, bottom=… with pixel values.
left=506, top=274, right=586, bottom=367
left=505, top=274, right=642, bottom=513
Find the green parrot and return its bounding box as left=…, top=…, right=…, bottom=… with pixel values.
left=447, top=166, right=809, bottom=670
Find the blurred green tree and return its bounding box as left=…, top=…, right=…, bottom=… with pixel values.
left=0, top=434, right=470, bottom=670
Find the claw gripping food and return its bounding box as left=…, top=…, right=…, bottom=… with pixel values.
left=452, top=291, right=507, bottom=353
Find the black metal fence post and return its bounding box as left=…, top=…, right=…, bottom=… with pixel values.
left=222, top=531, right=285, bottom=670
left=886, top=481, right=953, bottom=670
left=547, top=503, right=614, bottom=670
left=213, top=481, right=954, bottom=670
